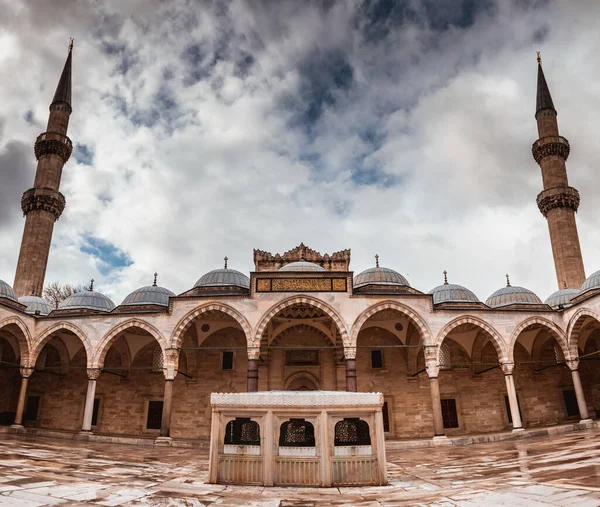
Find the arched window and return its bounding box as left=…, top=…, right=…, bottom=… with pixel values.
left=279, top=419, right=315, bottom=447
left=152, top=346, right=164, bottom=372
left=224, top=418, right=260, bottom=445
left=439, top=342, right=451, bottom=370
left=334, top=418, right=371, bottom=446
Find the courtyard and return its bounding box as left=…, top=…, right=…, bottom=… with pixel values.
left=0, top=428, right=597, bottom=506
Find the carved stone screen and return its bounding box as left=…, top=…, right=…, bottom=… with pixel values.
left=279, top=418, right=316, bottom=447
left=334, top=418, right=371, bottom=446
left=224, top=417, right=260, bottom=445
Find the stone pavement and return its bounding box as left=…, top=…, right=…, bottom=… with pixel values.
left=0, top=428, right=598, bottom=506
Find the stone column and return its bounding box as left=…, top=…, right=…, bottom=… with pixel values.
left=566, top=359, right=591, bottom=423
left=157, top=349, right=178, bottom=443
left=247, top=347, right=260, bottom=392
left=12, top=366, right=34, bottom=428
left=501, top=363, right=523, bottom=431
left=344, top=347, right=357, bottom=392
left=424, top=347, right=445, bottom=438
left=81, top=368, right=101, bottom=433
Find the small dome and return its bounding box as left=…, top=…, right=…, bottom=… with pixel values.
left=279, top=261, right=325, bottom=272
left=122, top=285, right=175, bottom=306
left=545, top=288, right=579, bottom=309
left=195, top=268, right=250, bottom=289
left=580, top=269, right=600, bottom=296
left=354, top=267, right=410, bottom=288
left=0, top=279, right=17, bottom=301
left=428, top=283, right=479, bottom=304
left=18, top=295, right=53, bottom=316
left=486, top=285, right=542, bottom=308
left=59, top=290, right=116, bottom=312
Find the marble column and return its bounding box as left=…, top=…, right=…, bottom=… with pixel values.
left=424, top=346, right=445, bottom=438
left=501, top=363, right=523, bottom=431
left=566, top=359, right=591, bottom=422
left=159, top=377, right=174, bottom=438
left=12, top=366, right=34, bottom=428
left=344, top=347, right=357, bottom=392
left=81, top=368, right=101, bottom=432
left=247, top=347, right=260, bottom=392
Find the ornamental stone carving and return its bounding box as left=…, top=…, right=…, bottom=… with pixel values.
left=531, top=135, right=570, bottom=164
left=247, top=347, right=260, bottom=360
left=34, top=131, right=73, bottom=162
left=343, top=346, right=357, bottom=360
left=423, top=346, right=439, bottom=378
left=19, top=366, right=35, bottom=378
left=87, top=368, right=101, bottom=380
left=211, top=391, right=383, bottom=406
left=500, top=363, right=515, bottom=376
left=21, top=187, right=66, bottom=220
left=536, top=186, right=580, bottom=217
left=565, top=359, right=579, bottom=371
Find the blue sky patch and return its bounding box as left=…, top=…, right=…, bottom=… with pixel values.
left=74, top=143, right=95, bottom=166
left=80, top=234, right=133, bottom=276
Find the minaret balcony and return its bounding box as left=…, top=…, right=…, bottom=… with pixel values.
left=531, top=136, right=570, bottom=164
left=536, top=186, right=579, bottom=217
left=34, top=131, right=73, bottom=163
left=21, top=187, right=66, bottom=221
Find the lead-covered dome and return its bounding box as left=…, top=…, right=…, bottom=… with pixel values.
left=122, top=275, right=175, bottom=307
left=18, top=295, right=52, bottom=315
left=580, top=269, right=600, bottom=297
left=545, top=288, right=579, bottom=309
left=279, top=261, right=326, bottom=272
left=195, top=258, right=250, bottom=289
left=354, top=256, right=409, bottom=288
left=58, top=281, right=115, bottom=312
left=428, top=271, right=479, bottom=304
left=486, top=276, right=542, bottom=308
left=0, top=279, right=17, bottom=301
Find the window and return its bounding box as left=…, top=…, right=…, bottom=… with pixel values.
left=382, top=401, right=390, bottom=432
left=504, top=395, right=523, bottom=424
left=222, top=351, right=234, bottom=370
left=563, top=390, right=579, bottom=418
left=146, top=400, right=163, bottom=430
left=279, top=419, right=315, bottom=447
left=439, top=343, right=451, bottom=370
left=24, top=396, right=40, bottom=422
left=441, top=399, right=459, bottom=429
left=91, top=399, right=100, bottom=427
left=334, top=418, right=371, bottom=446
left=371, top=350, right=383, bottom=369
left=152, top=347, right=164, bottom=372
left=224, top=418, right=260, bottom=445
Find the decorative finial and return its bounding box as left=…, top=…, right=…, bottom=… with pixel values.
left=89, top=278, right=94, bottom=291
left=224, top=256, right=228, bottom=269
left=69, top=38, right=74, bottom=52
left=300, top=246, right=306, bottom=261
left=375, top=254, right=379, bottom=268
left=153, top=272, right=158, bottom=287
left=536, top=51, right=541, bottom=64
left=443, top=270, right=448, bottom=285
left=505, top=274, right=511, bottom=287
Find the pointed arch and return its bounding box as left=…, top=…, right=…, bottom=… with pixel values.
left=270, top=320, right=336, bottom=346
left=567, top=308, right=600, bottom=358
left=253, top=295, right=350, bottom=347
left=0, top=316, right=32, bottom=365
left=350, top=301, right=432, bottom=346
left=94, top=319, right=167, bottom=369
left=170, top=303, right=252, bottom=349
left=508, top=316, right=568, bottom=362
left=435, top=315, right=508, bottom=363
left=33, top=322, right=92, bottom=367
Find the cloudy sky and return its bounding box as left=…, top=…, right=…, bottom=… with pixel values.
left=0, top=0, right=599, bottom=304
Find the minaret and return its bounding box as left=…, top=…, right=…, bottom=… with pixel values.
left=13, top=41, right=74, bottom=298
left=532, top=53, right=585, bottom=290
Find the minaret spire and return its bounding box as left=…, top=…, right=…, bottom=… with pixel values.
left=13, top=43, right=74, bottom=297
left=532, top=54, right=585, bottom=289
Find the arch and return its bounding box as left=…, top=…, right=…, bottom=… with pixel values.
left=508, top=316, right=569, bottom=362
left=270, top=320, right=336, bottom=346
left=284, top=371, right=320, bottom=391
left=435, top=316, right=508, bottom=363
left=567, top=308, right=600, bottom=358
left=0, top=316, right=32, bottom=365
left=94, top=319, right=167, bottom=369
left=254, top=295, right=350, bottom=347
left=171, top=303, right=252, bottom=349
left=32, top=322, right=92, bottom=367
left=351, top=301, right=432, bottom=346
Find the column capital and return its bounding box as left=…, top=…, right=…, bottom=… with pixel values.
left=163, top=347, right=179, bottom=380
left=19, top=366, right=34, bottom=378
left=423, top=346, right=438, bottom=378
left=344, top=346, right=356, bottom=360
left=247, top=347, right=260, bottom=361
left=86, top=368, right=101, bottom=380
left=500, top=362, right=515, bottom=375
left=565, top=358, right=579, bottom=371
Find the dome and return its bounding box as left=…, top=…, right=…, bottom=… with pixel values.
left=544, top=288, right=579, bottom=309
left=354, top=258, right=410, bottom=288
left=0, top=279, right=16, bottom=301
left=195, top=268, right=250, bottom=289
left=580, top=269, right=600, bottom=296
left=122, top=285, right=175, bottom=307
left=18, top=295, right=52, bottom=316
left=486, top=284, right=542, bottom=308
left=428, top=283, right=480, bottom=304
left=278, top=261, right=326, bottom=272
left=58, top=289, right=116, bottom=312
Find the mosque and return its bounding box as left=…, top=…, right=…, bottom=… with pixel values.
left=0, top=46, right=598, bottom=445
